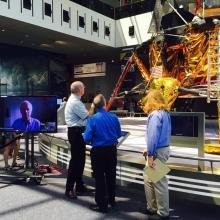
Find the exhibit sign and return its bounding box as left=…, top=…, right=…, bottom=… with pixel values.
left=74, top=62, right=106, bottom=78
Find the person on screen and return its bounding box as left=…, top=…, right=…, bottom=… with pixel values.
left=12, top=100, right=41, bottom=132
left=142, top=89, right=171, bottom=220
left=84, top=94, right=122, bottom=213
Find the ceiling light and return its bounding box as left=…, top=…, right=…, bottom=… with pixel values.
left=1, top=29, right=5, bottom=32
left=40, top=43, right=53, bottom=48
left=55, top=40, right=68, bottom=45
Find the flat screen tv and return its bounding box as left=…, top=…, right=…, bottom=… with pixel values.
left=0, top=96, right=57, bottom=133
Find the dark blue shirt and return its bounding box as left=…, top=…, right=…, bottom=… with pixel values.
left=83, top=109, right=121, bottom=147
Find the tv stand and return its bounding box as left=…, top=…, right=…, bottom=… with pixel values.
left=0, top=133, right=46, bottom=185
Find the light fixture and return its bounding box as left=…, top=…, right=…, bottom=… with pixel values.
left=40, top=43, right=53, bottom=48
left=55, top=40, right=68, bottom=45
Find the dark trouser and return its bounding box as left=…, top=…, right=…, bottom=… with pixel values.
left=66, top=126, right=85, bottom=192
left=90, top=146, right=117, bottom=209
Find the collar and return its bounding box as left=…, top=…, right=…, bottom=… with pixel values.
left=72, top=93, right=81, bottom=100
left=97, top=108, right=106, bottom=113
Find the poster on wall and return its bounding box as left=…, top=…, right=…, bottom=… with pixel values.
left=0, top=55, right=48, bottom=95
left=74, top=62, right=106, bottom=78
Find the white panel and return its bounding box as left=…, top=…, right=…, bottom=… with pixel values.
left=115, top=12, right=153, bottom=47
left=0, top=0, right=8, bottom=10
left=0, top=0, right=115, bottom=48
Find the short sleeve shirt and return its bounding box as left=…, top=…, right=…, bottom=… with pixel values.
left=64, top=94, right=88, bottom=127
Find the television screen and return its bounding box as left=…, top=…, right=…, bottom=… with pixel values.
left=171, top=115, right=198, bottom=137
left=0, top=96, right=57, bottom=133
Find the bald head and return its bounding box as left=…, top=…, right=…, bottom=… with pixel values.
left=70, top=81, right=85, bottom=96
left=93, top=94, right=106, bottom=109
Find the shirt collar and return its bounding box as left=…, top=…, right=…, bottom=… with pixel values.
left=72, top=93, right=81, bottom=100
left=97, top=108, right=106, bottom=113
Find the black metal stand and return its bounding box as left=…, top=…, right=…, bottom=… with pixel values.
left=24, top=133, right=35, bottom=169
left=0, top=132, right=45, bottom=185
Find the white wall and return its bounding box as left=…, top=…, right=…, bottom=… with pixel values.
left=115, top=12, right=153, bottom=47
left=0, top=0, right=153, bottom=48
left=0, top=0, right=115, bottom=47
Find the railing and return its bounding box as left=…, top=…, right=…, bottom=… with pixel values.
left=39, top=135, right=220, bottom=203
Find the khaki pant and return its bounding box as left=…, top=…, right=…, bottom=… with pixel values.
left=143, top=147, right=170, bottom=217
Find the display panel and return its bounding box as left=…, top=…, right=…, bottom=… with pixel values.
left=0, top=96, right=57, bottom=133
left=171, top=115, right=198, bottom=137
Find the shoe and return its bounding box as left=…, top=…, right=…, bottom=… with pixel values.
left=143, top=208, right=156, bottom=215
left=108, top=201, right=116, bottom=207
left=65, top=190, right=77, bottom=199
left=148, top=214, right=170, bottom=220
left=89, top=204, right=107, bottom=213
left=4, top=165, right=10, bottom=170
left=76, top=185, right=88, bottom=193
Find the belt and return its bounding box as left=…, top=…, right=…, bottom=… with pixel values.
left=92, top=144, right=117, bottom=148
left=68, top=126, right=85, bottom=131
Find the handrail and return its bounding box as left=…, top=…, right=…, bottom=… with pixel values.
left=117, top=148, right=220, bottom=174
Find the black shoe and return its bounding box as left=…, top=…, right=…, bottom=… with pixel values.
left=149, top=214, right=169, bottom=220
left=89, top=204, right=107, bottom=213
left=65, top=190, right=77, bottom=199
left=109, top=201, right=116, bottom=207
left=143, top=208, right=156, bottom=215
left=76, top=185, right=88, bottom=193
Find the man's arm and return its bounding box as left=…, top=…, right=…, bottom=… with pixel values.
left=83, top=118, right=94, bottom=144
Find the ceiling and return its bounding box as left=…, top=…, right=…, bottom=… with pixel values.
left=0, top=15, right=119, bottom=65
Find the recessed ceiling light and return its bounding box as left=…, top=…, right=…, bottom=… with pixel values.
left=55, top=40, right=68, bottom=45
left=1, top=29, right=5, bottom=32
left=40, top=43, right=53, bottom=48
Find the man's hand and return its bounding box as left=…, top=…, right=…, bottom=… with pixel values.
left=88, top=103, right=96, bottom=116
left=148, top=156, right=156, bottom=169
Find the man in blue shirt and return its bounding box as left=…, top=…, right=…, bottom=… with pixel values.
left=12, top=100, right=41, bottom=132
left=65, top=81, right=95, bottom=199
left=84, top=94, right=121, bottom=213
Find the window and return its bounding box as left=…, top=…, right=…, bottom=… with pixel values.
left=63, top=10, right=70, bottom=22
left=93, top=21, right=98, bottom=32
left=23, top=0, right=31, bottom=10
left=79, top=16, right=85, bottom=28
left=45, top=3, right=52, bottom=16
left=105, top=26, right=110, bottom=36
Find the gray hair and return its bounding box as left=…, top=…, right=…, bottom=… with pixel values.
left=20, top=100, right=33, bottom=113
left=93, top=94, right=106, bottom=109
left=70, top=81, right=84, bottom=94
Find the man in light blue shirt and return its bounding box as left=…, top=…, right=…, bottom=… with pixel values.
left=64, top=81, right=94, bottom=199
left=84, top=94, right=121, bottom=213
